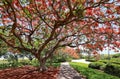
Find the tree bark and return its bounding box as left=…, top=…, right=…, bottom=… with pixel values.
left=39, top=59, right=47, bottom=72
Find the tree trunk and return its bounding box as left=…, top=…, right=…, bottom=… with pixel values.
left=39, top=59, right=47, bottom=72
left=88, top=52, right=91, bottom=59
left=49, top=54, right=53, bottom=66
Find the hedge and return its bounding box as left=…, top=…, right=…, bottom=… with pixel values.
left=99, top=58, right=120, bottom=65
left=88, top=62, right=106, bottom=70
left=112, top=54, right=120, bottom=58
left=104, top=63, right=120, bottom=77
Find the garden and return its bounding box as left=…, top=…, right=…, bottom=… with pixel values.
left=0, top=0, right=120, bottom=79
left=0, top=52, right=120, bottom=79
left=70, top=53, right=120, bottom=79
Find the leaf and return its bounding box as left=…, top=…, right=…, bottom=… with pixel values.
left=74, top=4, right=84, bottom=17
left=24, top=8, right=32, bottom=19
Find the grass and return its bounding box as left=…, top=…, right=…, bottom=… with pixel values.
left=0, top=60, right=8, bottom=64
left=70, top=62, right=120, bottom=79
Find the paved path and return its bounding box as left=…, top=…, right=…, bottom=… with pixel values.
left=57, top=62, right=86, bottom=79
left=71, top=59, right=91, bottom=64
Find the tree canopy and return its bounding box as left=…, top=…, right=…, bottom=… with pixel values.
left=0, top=0, right=120, bottom=71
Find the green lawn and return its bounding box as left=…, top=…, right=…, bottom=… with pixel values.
left=70, top=62, right=120, bottom=79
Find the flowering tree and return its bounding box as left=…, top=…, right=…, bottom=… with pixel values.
left=62, top=46, right=79, bottom=58
left=0, top=0, right=120, bottom=71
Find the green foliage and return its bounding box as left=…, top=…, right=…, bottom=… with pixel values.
left=104, top=63, right=120, bottom=77
left=30, top=59, right=39, bottom=66
left=0, top=60, right=8, bottom=64
left=0, top=62, right=22, bottom=69
left=109, top=59, right=120, bottom=65
left=0, top=39, right=7, bottom=57
left=70, top=62, right=120, bottom=79
left=24, top=8, right=32, bottom=19
left=90, top=58, right=120, bottom=77
left=88, top=62, right=105, bottom=70
left=112, top=53, right=120, bottom=58
left=73, top=4, right=84, bottom=18
left=0, top=59, right=32, bottom=69
left=100, top=64, right=106, bottom=71
left=99, top=58, right=120, bottom=65
left=99, top=60, right=108, bottom=64
left=0, top=63, right=13, bottom=69
left=46, top=63, right=61, bottom=68
left=48, top=52, right=72, bottom=63
left=0, top=59, right=60, bottom=70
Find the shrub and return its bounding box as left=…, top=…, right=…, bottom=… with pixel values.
left=30, top=59, right=39, bottom=66
left=110, top=58, right=120, bottom=65
left=19, top=61, right=31, bottom=65
left=88, top=62, right=105, bottom=70
left=0, top=63, right=10, bottom=69
left=46, top=63, right=61, bottom=68
left=100, top=64, right=106, bottom=70
left=99, top=60, right=108, bottom=64
left=70, top=62, right=120, bottom=79
left=0, top=62, right=22, bottom=69
left=110, top=61, right=120, bottom=65
left=112, top=54, right=120, bottom=58
left=104, top=63, right=120, bottom=77
left=47, top=52, right=72, bottom=63
left=99, top=58, right=120, bottom=65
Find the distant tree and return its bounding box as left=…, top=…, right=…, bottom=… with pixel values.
left=0, top=0, right=120, bottom=71
left=62, top=46, right=79, bottom=59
